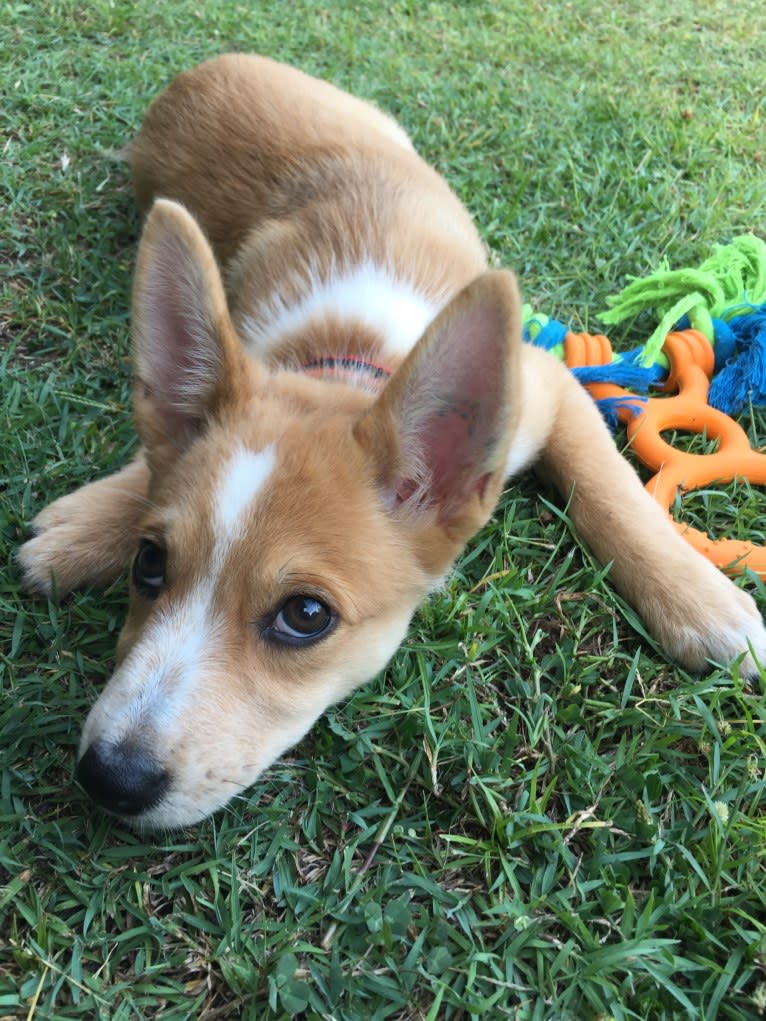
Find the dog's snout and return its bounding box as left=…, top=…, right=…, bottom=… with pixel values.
left=76, top=738, right=170, bottom=816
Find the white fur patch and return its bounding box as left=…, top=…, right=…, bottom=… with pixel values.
left=504, top=424, right=544, bottom=478
left=239, top=260, right=442, bottom=359
left=131, top=585, right=219, bottom=729
left=79, top=583, right=220, bottom=749
left=215, top=444, right=276, bottom=545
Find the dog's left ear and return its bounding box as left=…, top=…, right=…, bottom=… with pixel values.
left=355, top=270, right=522, bottom=543
left=131, top=199, right=255, bottom=463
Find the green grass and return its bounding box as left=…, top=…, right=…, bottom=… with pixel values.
left=3, top=1, right=766, bottom=1018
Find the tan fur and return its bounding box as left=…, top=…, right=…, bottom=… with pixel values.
left=20, top=458, right=151, bottom=594
left=128, top=54, right=485, bottom=313
left=18, top=54, right=765, bottom=829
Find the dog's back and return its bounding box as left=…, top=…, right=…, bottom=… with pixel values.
left=127, top=52, right=486, bottom=338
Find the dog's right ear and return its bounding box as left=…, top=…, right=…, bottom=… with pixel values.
left=131, top=199, right=255, bottom=463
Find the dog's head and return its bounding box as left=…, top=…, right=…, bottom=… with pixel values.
left=76, top=199, right=522, bottom=828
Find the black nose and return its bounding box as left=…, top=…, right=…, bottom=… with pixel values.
left=76, top=739, right=170, bottom=816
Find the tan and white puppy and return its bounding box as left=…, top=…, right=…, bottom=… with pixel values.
left=18, top=54, right=766, bottom=829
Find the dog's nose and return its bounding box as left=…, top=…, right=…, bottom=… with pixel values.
left=76, top=739, right=170, bottom=816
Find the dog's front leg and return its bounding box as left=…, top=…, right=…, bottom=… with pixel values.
left=18, top=455, right=150, bottom=596
left=510, top=346, right=766, bottom=675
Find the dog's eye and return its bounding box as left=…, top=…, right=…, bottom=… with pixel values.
left=267, top=595, right=334, bottom=645
left=132, top=539, right=166, bottom=598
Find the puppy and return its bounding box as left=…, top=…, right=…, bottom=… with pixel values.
left=18, top=54, right=766, bottom=828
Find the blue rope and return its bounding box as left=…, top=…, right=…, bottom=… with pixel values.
left=526, top=301, right=766, bottom=420
left=675, top=303, right=766, bottom=414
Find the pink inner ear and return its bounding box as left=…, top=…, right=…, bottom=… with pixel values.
left=140, top=297, right=213, bottom=440
left=411, top=397, right=492, bottom=507
left=136, top=235, right=223, bottom=441
left=155, top=300, right=209, bottom=408
left=397, top=300, right=508, bottom=514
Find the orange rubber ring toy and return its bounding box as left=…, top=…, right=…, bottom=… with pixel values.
left=565, top=329, right=766, bottom=577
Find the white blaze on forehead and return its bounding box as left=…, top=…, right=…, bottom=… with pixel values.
left=215, top=443, right=277, bottom=544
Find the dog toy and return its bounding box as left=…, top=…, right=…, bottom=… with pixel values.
left=524, top=235, right=766, bottom=577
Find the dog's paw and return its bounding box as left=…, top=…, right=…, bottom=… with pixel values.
left=17, top=474, right=144, bottom=596
left=652, top=570, right=766, bottom=678
left=18, top=516, right=132, bottom=597
left=17, top=490, right=90, bottom=595
left=25, top=489, right=84, bottom=536
left=17, top=520, right=79, bottom=597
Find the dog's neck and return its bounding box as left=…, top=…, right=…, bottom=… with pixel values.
left=302, top=355, right=391, bottom=393
left=235, top=261, right=445, bottom=381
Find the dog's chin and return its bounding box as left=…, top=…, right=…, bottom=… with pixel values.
left=98, top=790, right=241, bottom=833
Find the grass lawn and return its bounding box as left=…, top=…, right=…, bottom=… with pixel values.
left=3, top=1, right=766, bottom=1018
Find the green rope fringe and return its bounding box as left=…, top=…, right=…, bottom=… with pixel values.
left=599, top=234, right=766, bottom=367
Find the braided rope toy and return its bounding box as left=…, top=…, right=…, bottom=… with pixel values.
left=524, top=235, right=766, bottom=577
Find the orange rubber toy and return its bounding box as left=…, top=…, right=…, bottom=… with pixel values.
left=564, top=328, right=766, bottom=577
